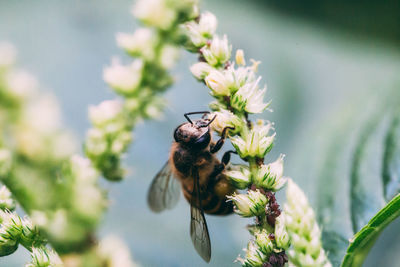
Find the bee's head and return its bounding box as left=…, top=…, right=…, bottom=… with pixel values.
left=174, top=118, right=214, bottom=149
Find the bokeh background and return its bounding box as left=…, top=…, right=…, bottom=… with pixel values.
left=1, top=0, right=400, bottom=266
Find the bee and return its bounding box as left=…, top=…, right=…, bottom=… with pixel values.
left=147, top=111, right=237, bottom=262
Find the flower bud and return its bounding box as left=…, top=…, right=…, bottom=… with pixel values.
left=255, top=229, right=274, bottom=255
left=228, top=190, right=267, bottom=217
left=231, top=77, right=269, bottom=113
left=209, top=109, right=244, bottom=136
left=159, top=45, right=180, bottom=69
left=231, top=121, right=275, bottom=159
left=190, top=62, right=214, bottom=80
left=186, top=11, right=217, bottom=47
left=237, top=241, right=266, bottom=267
left=202, top=35, right=231, bottom=66
left=28, top=247, right=63, bottom=267
left=132, top=0, right=176, bottom=30
left=254, top=154, right=287, bottom=191
left=205, top=69, right=232, bottom=96
left=89, top=100, right=123, bottom=128
left=103, top=59, right=143, bottom=95
left=235, top=49, right=246, bottom=66
left=116, top=28, right=158, bottom=60
left=284, top=179, right=332, bottom=267
left=0, top=186, right=15, bottom=211
left=275, top=214, right=290, bottom=250
left=85, top=129, right=107, bottom=157
left=224, top=164, right=251, bottom=189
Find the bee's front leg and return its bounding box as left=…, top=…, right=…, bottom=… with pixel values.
left=210, top=127, right=234, bottom=153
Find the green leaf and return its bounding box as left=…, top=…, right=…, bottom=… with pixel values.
left=314, top=90, right=400, bottom=267
left=341, top=193, right=400, bottom=267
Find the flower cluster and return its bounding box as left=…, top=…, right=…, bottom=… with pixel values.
left=284, top=179, right=332, bottom=267
left=86, top=0, right=199, bottom=181
left=27, top=247, right=63, bottom=267
left=184, top=11, right=288, bottom=266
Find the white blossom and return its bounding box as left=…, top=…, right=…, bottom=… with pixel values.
left=284, top=179, right=332, bottom=267
left=186, top=11, right=217, bottom=47
left=255, top=229, right=274, bottom=255
left=132, top=0, right=176, bottom=30
left=27, top=247, right=63, bottom=267
left=89, top=99, right=123, bottom=127
left=159, top=45, right=180, bottom=69
left=224, top=164, right=251, bottom=189
left=116, top=28, right=158, bottom=60
left=235, top=49, right=246, bottom=66
left=228, top=190, right=267, bottom=217
left=202, top=35, right=231, bottom=66
left=231, top=77, right=269, bottom=113
left=254, top=154, right=288, bottom=191
left=210, top=109, right=244, bottom=135
left=5, top=70, right=38, bottom=100
left=231, top=120, right=275, bottom=158
left=190, top=62, right=214, bottom=80
left=0, top=186, right=15, bottom=211
left=103, top=58, right=143, bottom=95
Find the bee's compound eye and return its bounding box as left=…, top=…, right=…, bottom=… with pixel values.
left=193, top=131, right=211, bottom=149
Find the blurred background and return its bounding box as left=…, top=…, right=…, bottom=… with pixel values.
left=1, top=0, right=400, bottom=266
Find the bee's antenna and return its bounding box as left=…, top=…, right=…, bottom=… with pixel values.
left=202, top=114, right=217, bottom=127
left=184, top=111, right=210, bottom=125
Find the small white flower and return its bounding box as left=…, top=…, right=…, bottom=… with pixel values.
left=85, top=128, right=107, bottom=156
left=205, top=69, right=231, bottom=96
left=186, top=11, right=217, bottom=47
left=210, top=109, right=244, bottom=135
left=235, top=49, right=246, bottom=66
left=255, top=229, right=274, bottom=255
left=275, top=214, right=290, bottom=250
left=0, top=186, right=15, bottom=211
left=231, top=120, right=275, bottom=159
left=224, top=164, right=251, bottom=189
left=89, top=99, right=123, bottom=127
left=202, top=35, right=231, bottom=66
left=103, top=58, right=143, bottom=95
left=231, top=77, right=269, bottom=113
left=132, top=0, right=176, bottom=30
left=159, top=44, right=180, bottom=69
left=284, top=179, right=332, bottom=267
left=239, top=241, right=266, bottom=267
left=228, top=190, right=267, bottom=217
left=190, top=62, right=214, bottom=80
left=116, top=28, right=158, bottom=60
left=254, top=154, right=288, bottom=191
left=0, top=42, right=17, bottom=68
left=70, top=154, right=98, bottom=183
left=27, top=247, right=63, bottom=267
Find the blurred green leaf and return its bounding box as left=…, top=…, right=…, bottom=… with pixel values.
left=316, top=90, right=400, bottom=266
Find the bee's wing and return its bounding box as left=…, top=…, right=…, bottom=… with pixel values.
left=190, top=166, right=211, bottom=263
left=147, top=161, right=181, bottom=213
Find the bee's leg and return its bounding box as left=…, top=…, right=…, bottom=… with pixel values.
left=210, top=150, right=237, bottom=178
left=208, top=150, right=237, bottom=190
left=210, top=127, right=234, bottom=153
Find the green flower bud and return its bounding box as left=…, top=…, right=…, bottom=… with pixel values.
left=230, top=77, right=270, bottom=114
left=190, top=62, right=214, bottom=80
left=224, top=164, right=251, bottom=189
left=27, top=247, right=63, bottom=267
left=284, top=179, right=332, bottom=267
left=201, top=35, right=231, bottom=66
left=255, top=229, right=274, bottom=255
left=228, top=190, right=267, bottom=217
left=231, top=120, right=275, bottom=159
left=253, top=154, right=287, bottom=191
left=210, top=109, right=245, bottom=136
left=116, top=28, right=158, bottom=61
left=0, top=186, right=16, bottom=211
left=237, top=241, right=266, bottom=267
left=275, top=214, right=290, bottom=250
left=186, top=11, right=217, bottom=47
